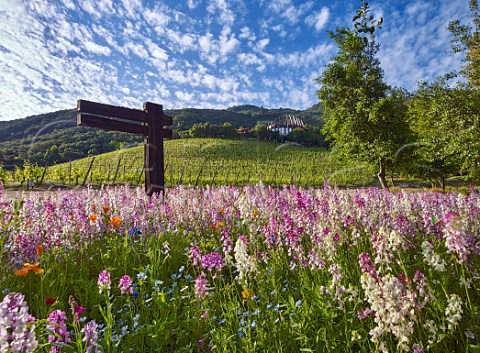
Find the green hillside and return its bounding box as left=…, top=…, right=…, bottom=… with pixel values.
left=0, top=105, right=324, bottom=170
left=43, top=138, right=374, bottom=188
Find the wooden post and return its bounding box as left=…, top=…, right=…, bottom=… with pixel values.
left=144, top=102, right=165, bottom=195
left=77, top=99, right=171, bottom=195
left=82, top=157, right=95, bottom=186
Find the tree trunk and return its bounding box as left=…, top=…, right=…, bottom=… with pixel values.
left=377, top=158, right=389, bottom=190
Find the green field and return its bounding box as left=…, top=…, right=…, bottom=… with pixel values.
left=43, top=138, right=376, bottom=188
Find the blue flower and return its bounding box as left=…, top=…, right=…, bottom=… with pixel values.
left=137, top=272, right=147, bottom=281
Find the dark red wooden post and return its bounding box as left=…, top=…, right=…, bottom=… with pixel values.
left=77, top=99, right=172, bottom=196
left=144, top=102, right=165, bottom=195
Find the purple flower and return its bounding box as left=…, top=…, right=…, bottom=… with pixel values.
left=47, top=310, right=70, bottom=352
left=97, top=270, right=111, bottom=294
left=81, top=320, right=99, bottom=353
left=358, top=252, right=377, bottom=279
left=357, top=307, right=374, bottom=320
left=189, top=246, right=202, bottom=266
left=195, top=272, right=209, bottom=299
left=201, top=252, right=224, bottom=272
left=444, top=212, right=470, bottom=263
left=0, top=292, right=38, bottom=352
left=412, top=343, right=424, bottom=353
left=118, top=275, right=133, bottom=295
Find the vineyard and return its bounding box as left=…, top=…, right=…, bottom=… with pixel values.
left=32, top=139, right=376, bottom=188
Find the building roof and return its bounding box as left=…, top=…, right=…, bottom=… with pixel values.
left=268, top=115, right=305, bottom=129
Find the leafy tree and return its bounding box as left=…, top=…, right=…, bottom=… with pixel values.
left=317, top=1, right=411, bottom=189
left=252, top=124, right=279, bottom=141
left=45, top=145, right=61, bottom=164
left=287, top=126, right=327, bottom=147
left=408, top=78, right=480, bottom=184
left=449, top=0, right=480, bottom=87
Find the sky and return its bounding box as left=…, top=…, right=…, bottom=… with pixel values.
left=0, top=0, right=471, bottom=121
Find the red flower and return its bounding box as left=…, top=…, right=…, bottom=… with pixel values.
left=45, top=297, right=57, bottom=305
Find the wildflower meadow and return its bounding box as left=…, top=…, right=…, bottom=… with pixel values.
left=0, top=181, right=479, bottom=352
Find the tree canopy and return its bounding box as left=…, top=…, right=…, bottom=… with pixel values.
left=317, top=0, right=411, bottom=189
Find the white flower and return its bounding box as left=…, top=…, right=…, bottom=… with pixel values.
left=234, top=238, right=257, bottom=283
left=445, top=294, right=463, bottom=331
left=421, top=241, right=446, bottom=272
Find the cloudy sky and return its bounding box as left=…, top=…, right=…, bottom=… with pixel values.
left=0, top=0, right=470, bottom=121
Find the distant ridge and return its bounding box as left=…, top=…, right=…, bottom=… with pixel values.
left=0, top=104, right=323, bottom=169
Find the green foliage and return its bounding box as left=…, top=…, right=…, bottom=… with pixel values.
left=317, top=1, right=411, bottom=188
left=0, top=163, right=11, bottom=184
left=408, top=78, right=480, bottom=182
left=287, top=126, right=328, bottom=147
left=251, top=124, right=280, bottom=141
left=181, top=122, right=240, bottom=139
left=449, top=0, right=480, bottom=87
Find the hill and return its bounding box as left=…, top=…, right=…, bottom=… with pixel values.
left=0, top=104, right=324, bottom=169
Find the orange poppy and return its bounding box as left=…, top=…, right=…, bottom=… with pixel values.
left=15, top=262, right=44, bottom=276
left=36, top=245, right=43, bottom=257
left=110, top=217, right=121, bottom=227
left=217, top=221, right=225, bottom=228
left=89, top=213, right=97, bottom=222
left=102, top=206, right=110, bottom=213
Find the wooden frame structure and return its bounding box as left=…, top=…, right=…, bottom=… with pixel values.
left=77, top=99, right=172, bottom=195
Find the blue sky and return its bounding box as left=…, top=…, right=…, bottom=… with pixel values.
left=0, top=0, right=470, bottom=121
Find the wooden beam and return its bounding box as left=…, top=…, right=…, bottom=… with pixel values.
left=77, top=99, right=147, bottom=123
left=77, top=114, right=147, bottom=135
left=162, top=113, right=173, bottom=126
left=162, top=129, right=173, bottom=139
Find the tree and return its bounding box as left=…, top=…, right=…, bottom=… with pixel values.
left=449, top=0, right=480, bottom=87
left=408, top=78, right=480, bottom=184
left=317, top=1, right=411, bottom=189
left=45, top=145, right=61, bottom=164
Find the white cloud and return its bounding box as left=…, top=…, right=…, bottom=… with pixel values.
left=255, top=38, right=270, bottom=52
left=267, top=0, right=314, bottom=24
left=144, top=7, right=171, bottom=35
left=306, top=7, right=330, bottom=32
left=188, top=0, right=201, bottom=10
left=239, top=26, right=256, bottom=41
left=207, top=0, right=235, bottom=26
left=84, top=41, right=112, bottom=55
left=144, top=39, right=169, bottom=61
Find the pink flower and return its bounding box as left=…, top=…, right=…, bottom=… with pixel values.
left=194, top=272, right=209, bottom=299
left=97, top=270, right=111, bottom=294
left=118, top=275, right=133, bottom=295
left=74, top=305, right=85, bottom=324
left=48, top=310, right=70, bottom=352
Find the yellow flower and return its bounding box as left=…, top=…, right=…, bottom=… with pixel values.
left=15, top=262, right=44, bottom=276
